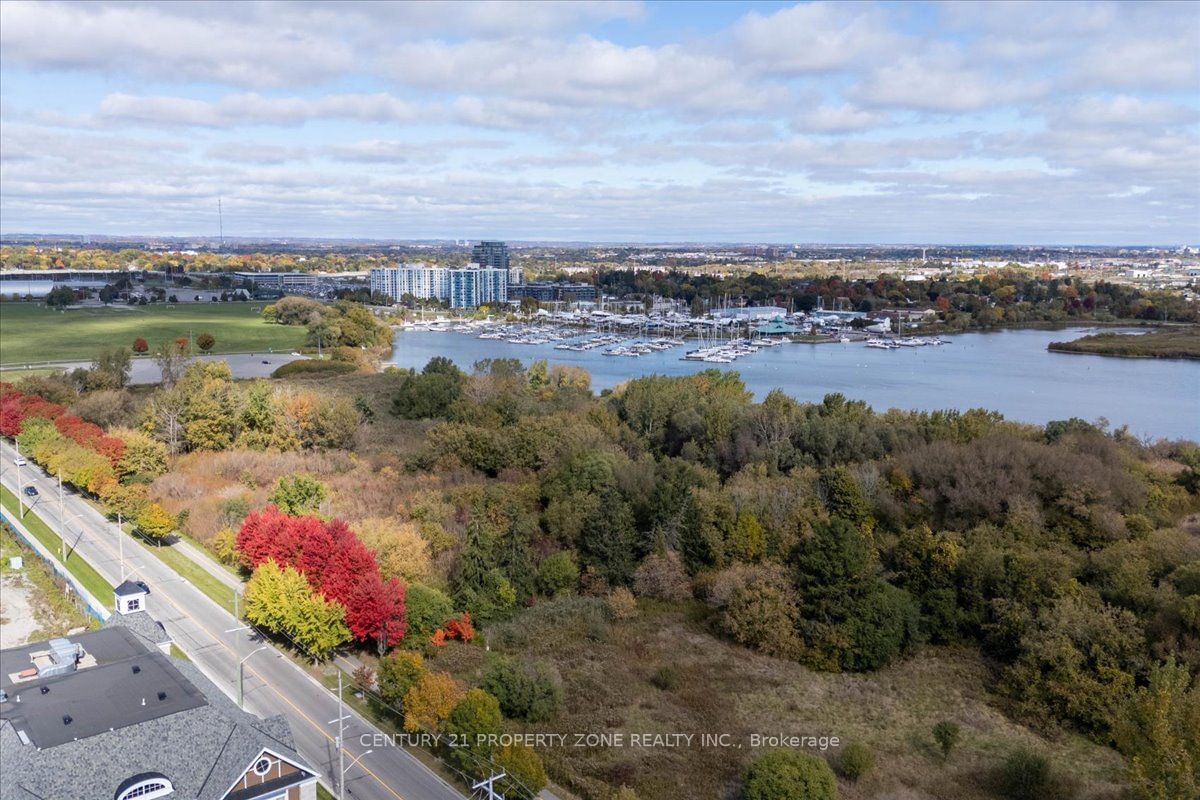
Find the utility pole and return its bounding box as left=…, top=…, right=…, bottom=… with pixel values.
left=471, top=771, right=507, bottom=800
left=16, top=450, right=24, bottom=518
left=58, top=472, right=65, bottom=562
left=337, top=671, right=346, bottom=800
left=117, top=512, right=125, bottom=583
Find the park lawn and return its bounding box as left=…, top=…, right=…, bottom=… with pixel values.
left=0, top=367, right=63, bottom=383
left=0, top=302, right=307, bottom=365
left=0, top=485, right=114, bottom=608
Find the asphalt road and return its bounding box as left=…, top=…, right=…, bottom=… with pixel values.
left=37, top=352, right=308, bottom=385
left=0, top=439, right=466, bottom=800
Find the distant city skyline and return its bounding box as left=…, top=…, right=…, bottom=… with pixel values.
left=1, top=1, right=1198, bottom=245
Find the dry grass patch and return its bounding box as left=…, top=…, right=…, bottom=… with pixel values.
left=429, top=599, right=1127, bottom=800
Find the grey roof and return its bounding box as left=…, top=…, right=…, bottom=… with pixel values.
left=104, top=609, right=173, bottom=647
left=2, top=649, right=206, bottom=748
left=0, top=628, right=316, bottom=800
left=113, top=580, right=149, bottom=597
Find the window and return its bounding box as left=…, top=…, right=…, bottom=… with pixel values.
left=116, top=778, right=173, bottom=800
left=126, top=598, right=140, bottom=611
left=253, top=757, right=272, bottom=776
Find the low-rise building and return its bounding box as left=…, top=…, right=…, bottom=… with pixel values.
left=0, top=581, right=320, bottom=800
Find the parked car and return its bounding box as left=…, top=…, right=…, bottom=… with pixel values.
left=23, top=486, right=38, bottom=497
left=13, top=457, right=26, bottom=466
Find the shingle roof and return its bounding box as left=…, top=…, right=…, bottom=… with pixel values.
left=113, top=580, right=149, bottom=597
left=0, top=628, right=315, bottom=800
left=104, top=609, right=172, bottom=647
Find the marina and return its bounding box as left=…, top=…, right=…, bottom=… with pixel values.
left=391, top=325, right=1200, bottom=441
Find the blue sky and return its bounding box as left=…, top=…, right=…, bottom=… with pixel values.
left=1, top=0, right=1197, bottom=244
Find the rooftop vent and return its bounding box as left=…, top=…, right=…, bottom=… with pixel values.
left=62, top=715, right=72, bottom=726
left=156, top=691, right=167, bottom=701
left=40, top=686, right=49, bottom=695
left=131, top=665, right=141, bottom=674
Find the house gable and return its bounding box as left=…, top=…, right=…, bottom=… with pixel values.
left=220, top=746, right=315, bottom=800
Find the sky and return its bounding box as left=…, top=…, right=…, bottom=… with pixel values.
left=1, top=0, right=1198, bottom=245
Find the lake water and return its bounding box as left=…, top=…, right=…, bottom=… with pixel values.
left=389, top=327, right=1200, bottom=441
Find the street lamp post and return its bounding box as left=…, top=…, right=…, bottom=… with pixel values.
left=237, top=645, right=268, bottom=709
left=15, top=449, right=24, bottom=518
left=58, top=472, right=65, bottom=562
left=116, top=512, right=125, bottom=583
left=338, top=747, right=373, bottom=800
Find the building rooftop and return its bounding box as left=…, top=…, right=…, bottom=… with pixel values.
left=113, top=579, right=149, bottom=597
left=0, top=627, right=316, bottom=800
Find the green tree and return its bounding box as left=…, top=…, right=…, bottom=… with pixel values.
left=998, top=749, right=1052, bottom=800
left=537, top=550, right=579, bottom=597
left=45, top=285, right=75, bottom=308
left=483, top=656, right=564, bottom=722
left=377, top=650, right=426, bottom=713
left=243, top=560, right=349, bottom=660
left=396, top=369, right=465, bottom=419
left=268, top=474, right=328, bottom=516
left=1002, top=593, right=1144, bottom=737
left=729, top=512, right=766, bottom=562
left=87, top=347, right=132, bottom=389
left=444, top=688, right=503, bottom=773
left=237, top=381, right=277, bottom=449
left=819, top=466, right=874, bottom=533
left=742, top=750, right=838, bottom=800
left=136, top=502, right=177, bottom=541
left=1114, top=659, right=1199, bottom=800
left=402, top=584, right=455, bottom=644
left=579, top=487, right=637, bottom=585
left=932, top=721, right=961, bottom=759
left=837, top=741, right=874, bottom=782
left=494, top=742, right=548, bottom=800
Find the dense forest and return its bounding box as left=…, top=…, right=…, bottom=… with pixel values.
left=2, top=348, right=1198, bottom=799
left=592, top=268, right=1199, bottom=327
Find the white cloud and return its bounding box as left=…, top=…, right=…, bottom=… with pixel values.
left=385, top=36, right=782, bottom=113
left=793, top=104, right=888, bottom=133
left=733, top=2, right=901, bottom=73
left=0, top=1, right=353, bottom=88
left=852, top=51, right=1048, bottom=112
left=1, top=0, right=1197, bottom=243
left=96, top=93, right=421, bottom=128
left=1067, top=95, right=1200, bottom=128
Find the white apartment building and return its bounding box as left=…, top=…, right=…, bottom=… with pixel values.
left=370, top=262, right=508, bottom=308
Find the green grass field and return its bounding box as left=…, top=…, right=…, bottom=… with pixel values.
left=0, top=303, right=307, bottom=365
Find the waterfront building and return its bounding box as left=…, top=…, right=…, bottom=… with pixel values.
left=471, top=240, right=509, bottom=272
left=231, top=271, right=320, bottom=292
left=509, top=281, right=598, bottom=304
left=370, top=262, right=507, bottom=308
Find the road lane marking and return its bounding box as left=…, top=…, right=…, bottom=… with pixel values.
left=1, top=461, right=416, bottom=800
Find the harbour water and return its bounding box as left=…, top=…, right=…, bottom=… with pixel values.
left=390, top=326, right=1200, bottom=441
